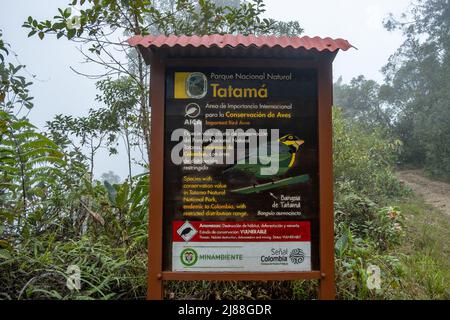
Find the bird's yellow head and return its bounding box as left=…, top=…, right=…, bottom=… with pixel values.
left=279, top=134, right=304, bottom=151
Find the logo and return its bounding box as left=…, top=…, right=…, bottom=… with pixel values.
left=185, top=103, right=201, bottom=118
left=366, top=265, right=381, bottom=290
left=180, top=248, right=198, bottom=266
left=174, top=72, right=208, bottom=99
left=176, top=221, right=198, bottom=242
left=289, top=248, right=305, bottom=264
left=260, top=248, right=288, bottom=265
left=66, top=265, right=81, bottom=290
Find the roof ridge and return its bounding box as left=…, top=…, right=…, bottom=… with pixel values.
left=127, top=34, right=354, bottom=52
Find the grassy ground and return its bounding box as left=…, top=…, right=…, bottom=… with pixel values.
left=392, top=197, right=450, bottom=299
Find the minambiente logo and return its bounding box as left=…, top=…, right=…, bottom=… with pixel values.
left=180, top=248, right=198, bottom=266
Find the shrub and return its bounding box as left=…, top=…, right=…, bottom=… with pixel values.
left=330, top=108, right=408, bottom=299
left=333, top=108, right=405, bottom=200
left=0, top=236, right=147, bottom=300
left=334, top=224, right=404, bottom=300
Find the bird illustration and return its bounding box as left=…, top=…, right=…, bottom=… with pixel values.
left=180, top=227, right=193, bottom=238
left=223, top=134, right=305, bottom=180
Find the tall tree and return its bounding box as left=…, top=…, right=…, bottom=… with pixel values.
left=96, top=77, right=143, bottom=181
left=0, top=31, right=65, bottom=237
left=383, top=0, right=450, bottom=178
left=47, top=109, right=118, bottom=183
left=334, top=76, right=394, bottom=129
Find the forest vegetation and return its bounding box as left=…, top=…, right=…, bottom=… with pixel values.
left=0, top=0, right=449, bottom=299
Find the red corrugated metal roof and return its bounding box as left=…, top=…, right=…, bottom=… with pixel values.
left=127, top=34, right=353, bottom=52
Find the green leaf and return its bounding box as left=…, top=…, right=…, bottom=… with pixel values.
left=63, top=7, right=72, bottom=18
left=38, top=32, right=45, bottom=40
left=0, top=249, right=12, bottom=260
left=67, top=28, right=76, bottom=39
left=53, top=22, right=66, bottom=30
left=335, top=233, right=349, bottom=257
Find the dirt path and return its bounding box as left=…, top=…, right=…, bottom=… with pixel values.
left=397, top=170, right=450, bottom=215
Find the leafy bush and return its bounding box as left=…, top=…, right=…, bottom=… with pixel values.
left=333, top=108, right=405, bottom=200
left=0, top=176, right=149, bottom=300
left=334, top=224, right=404, bottom=300
left=328, top=108, right=408, bottom=299
left=0, top=236, right=146, bottom=300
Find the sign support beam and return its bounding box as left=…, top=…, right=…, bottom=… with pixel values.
left=148, top=53, right=165, bottom=300
left=318, top=55, right=335, bottom=300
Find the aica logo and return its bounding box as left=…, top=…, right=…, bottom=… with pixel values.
left=180, top=248, right=198, bottom=267
left=289, top=248, right=305, bottom=264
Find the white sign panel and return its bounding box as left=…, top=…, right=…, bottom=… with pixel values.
left=173, top=242, right=311, bottom=272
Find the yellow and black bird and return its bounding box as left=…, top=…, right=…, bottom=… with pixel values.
left=223, top=134, right=305, bottom=179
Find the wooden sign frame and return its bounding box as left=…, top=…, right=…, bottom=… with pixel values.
left=147, top=53, right=336, bottom=300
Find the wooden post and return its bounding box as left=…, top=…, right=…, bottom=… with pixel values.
left=147, top=53, right=165, bottom=300
left=317, top=55, right=336, bottom=300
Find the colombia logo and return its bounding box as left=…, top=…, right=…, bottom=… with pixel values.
left=289, top=248, right=305, bottom=264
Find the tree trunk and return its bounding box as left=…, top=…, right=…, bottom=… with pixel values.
left=125, top=127, right=132, bottom=182
left=90, top=139, right=94, bottom=183
left=133, top=12, right=151, bottom=167
left=137, top=54, right=151, bottom=166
